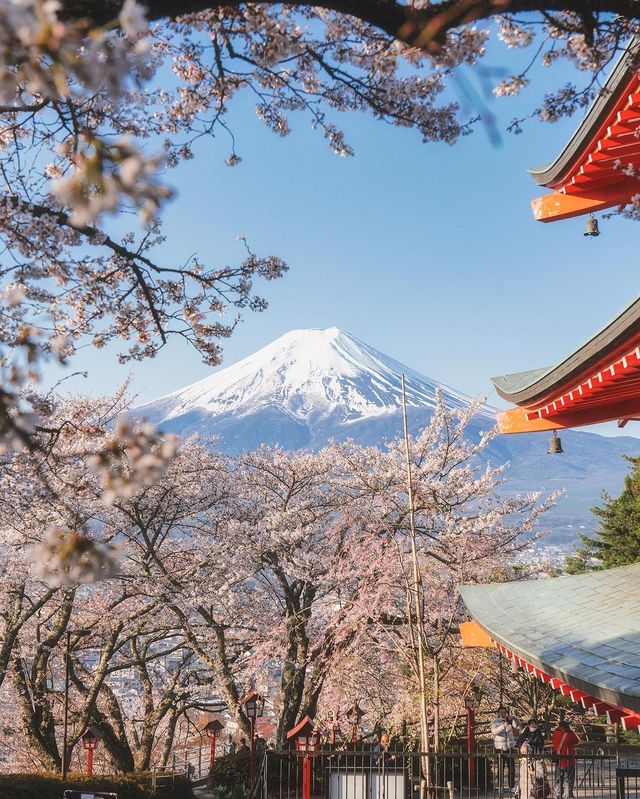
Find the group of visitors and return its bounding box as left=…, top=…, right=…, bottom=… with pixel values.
left=491, top=706, right=581, bottom=799
left=226, top=733, right=269, bottom=756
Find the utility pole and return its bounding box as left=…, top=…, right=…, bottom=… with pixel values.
left=401, top=374, right=431, bottom=789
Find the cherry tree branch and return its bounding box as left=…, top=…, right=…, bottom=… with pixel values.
left=58, top=0, right=640, bottom=50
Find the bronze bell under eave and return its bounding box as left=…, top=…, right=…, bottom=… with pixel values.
left=584, top=215, right=600, bottom=237
left=548, top=430, right=564, bottom=454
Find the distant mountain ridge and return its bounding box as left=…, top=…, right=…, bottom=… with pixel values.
left=134, top=328, right=640, bottom=547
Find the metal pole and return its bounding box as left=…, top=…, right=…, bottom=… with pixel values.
left=401, top=374, right=431, bottom=787
left=210, top=735, right=216, bottom=771
left=62, top=630, right=71, bottom=780
left=87, top=747, right=94, bottom=777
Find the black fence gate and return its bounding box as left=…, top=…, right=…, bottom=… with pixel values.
left=262, top=749, right=634, bottom=799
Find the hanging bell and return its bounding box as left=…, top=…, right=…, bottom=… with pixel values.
left=548, top=430, right=564, bottom=454
left=584, top=215, right=600, bottom=237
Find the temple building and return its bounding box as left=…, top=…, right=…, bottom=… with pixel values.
left=462, top=41, right=640, bottom=741
left=459, top=564, right=640, bottom=731
left=492, top=293, right=640, bottom=433
left=530, top=40, right=640, bottom=222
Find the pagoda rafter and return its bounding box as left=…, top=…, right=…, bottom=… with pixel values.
left=530, top=41, right=640, bottom=221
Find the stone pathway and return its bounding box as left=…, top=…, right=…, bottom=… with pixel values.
left=192, top=777, right=214, bottom=798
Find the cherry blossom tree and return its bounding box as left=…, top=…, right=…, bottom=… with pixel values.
left=115, top=442, right=391, bottom=745
left=0, top=0, right=639, bottom=461
left=0, top=393, right=209, bottom=772
left=321, top=392, right=556, bottom=749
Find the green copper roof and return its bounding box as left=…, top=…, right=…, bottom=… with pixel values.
left=459, top=564, right=640, bottom=713
left=491, top=367, right=552, bottom=398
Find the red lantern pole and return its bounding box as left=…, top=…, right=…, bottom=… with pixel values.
left=239, top=688, right=265, bottom=791
left=287, top=716, right=319, bottom=799
left=302, top=755, right=312, bottom=799
left=466, top=703, right=476, bottom=786
left=345, top=703, right=364, bottom=745
left=204, top=720, right=224, bottom=774
left=81, top=728, right=98, bottom=777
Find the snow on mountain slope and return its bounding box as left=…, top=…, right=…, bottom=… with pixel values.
left=133, top=327, right=640, bottom=548
left=135, top=327, right=489, bottom=428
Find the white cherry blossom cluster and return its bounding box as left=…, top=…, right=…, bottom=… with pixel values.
left=0, top=0, right=152, bottom=105
left=88, top=417, right=178, bottom=505
left=496, top=18, right=534, bottom=49
left=29, top=524, right=119, bottom=587
left=494, top=75, right=530, bottom=97
left=51, top=135, right=174, bottom=226
left=538, top=82, right=594, bottom=122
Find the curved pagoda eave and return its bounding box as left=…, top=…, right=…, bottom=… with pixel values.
left=530, top=42, right=640, bottom=188
left=491, top=293, right=640, bottom=406
left=459, top=564, right=640, bottom=715
left=529, top=40, right=640, bottom=221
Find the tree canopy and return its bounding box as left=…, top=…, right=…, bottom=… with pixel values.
left=566, top=454, right=640, bottom=572
left=0, top=388, right=552, bottom=768
left=0, top=0, right=633, bottom=576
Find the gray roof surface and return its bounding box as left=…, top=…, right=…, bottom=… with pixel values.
left=459, top=564, right=640, bottom=713
left=491, top=367, right=552, bottom=398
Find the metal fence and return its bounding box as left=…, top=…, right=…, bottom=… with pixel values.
left=261, top=749, right=640, bottom=799
left=616, top=770, right=640, bottom=799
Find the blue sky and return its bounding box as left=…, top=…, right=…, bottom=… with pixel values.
left=43, top=37, right=640, bottom=437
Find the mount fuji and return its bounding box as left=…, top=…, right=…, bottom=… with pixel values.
left=134, top=327, right=640, bottom=546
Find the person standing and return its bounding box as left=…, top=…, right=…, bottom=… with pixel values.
left=373, top=732, right=397, bottom=766
left=237, top=737, right=250, bottom=754
left=517, top=742, right=547, bottom=799
left=552, top=720, right=580, bottom=799
left=517, top=719, right=546, bottom=754
left=491, top=706, right=516, bottom=792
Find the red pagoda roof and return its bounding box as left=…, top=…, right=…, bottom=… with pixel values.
left=531, top=41, right=640, bottom=221
left=492, top=294, right=640, bottom=433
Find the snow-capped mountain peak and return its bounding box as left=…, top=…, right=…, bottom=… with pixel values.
left=135, top=327, right=478, bottom=429
left=132, top=327, right=640, bottom=547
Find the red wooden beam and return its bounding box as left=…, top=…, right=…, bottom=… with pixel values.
left=531, top=183, right=634, bottom=222
left=497, top=395, right=640, bottom=433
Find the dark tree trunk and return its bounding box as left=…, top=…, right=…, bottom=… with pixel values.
left=55, top=0, right=640, bottom=58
